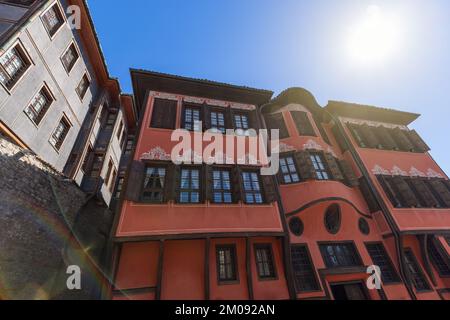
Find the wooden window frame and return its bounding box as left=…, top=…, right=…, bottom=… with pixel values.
left=104, top=158, right=114, bottom=186
left=182, top=104, right=203, bottom=132
left=264, top=112, right=289, bottom=139
left=403, top=248, right=432, bottom=293
left=310, top=152, right=331, bottom=181
left=427, top=238, right=450, bottom=278
left=233, top=112, right=250, bottom=131
left=318, top=241, right=364, bottom=269
left=49, top=114, right=71, bottom=151
left=324, top=204, right=341, bottom=235
left=211, top=167, right=233, bottom=204
left=109, top=168, right=117, bottom=193
left=178, top=166, right=202, bottom=204
left=241, top=170, right=264, bottom=205
left=365, top=242, right=401, bottom=284
left=40, top=1, right=65, bottom=39
left=115, top=176, right=125, bottom=199
left=60, top=41, right=80, bottom=74
left=0, top=41, right=32, bottom=92
left=254, top=244, right=278, bottom=281
left=76, top=73, right=91, bottom=100
left=279, top=155, right=300, bottom=184
left=81, top=144, right=93, bottom=173
left=209, top=108, right=227, bottom=134
left=24, top=84, right=54, bottom=126
left=150, top=98, right=177, bottom=129
left=216, top=244, right=239, bottom=284
left=290, top=244, right=321, bottom=293
left=141, top=165, right=167, bottom=203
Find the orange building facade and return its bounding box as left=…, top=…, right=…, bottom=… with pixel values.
left=110, top=70, right=450, bottom=300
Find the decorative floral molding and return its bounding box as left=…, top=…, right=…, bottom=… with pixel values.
left=391, top=166, right=408, bottom=176
left=372, top=165, right=390, bottom=175
left=279, top=142, right=296, bottom=153
left=140, top=147, right=171, bottom=161
left=303, top=139, right=323, bottom=151
left=426, top=169, right=444, bottom=179
left=409, top=167, right=426, bottom=177
left=340, top=117, right=408, bottom=130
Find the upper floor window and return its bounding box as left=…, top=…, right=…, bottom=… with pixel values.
left=104, top=158, right=114, bottom=186
left=104, top=112, right=116, bottom=130
left=24, top=86, right=53, bottom=125
left=241, top=171, right=263, bottom=204
left=150, top=98, right=177, bottom=129
left=212, top=169, right=232, bottom=204
left=0, top=44, right=31, bottom=90
left=76, top=74, right=90, bottom=100
left=179, top=167, right=201, bottom=203
left=142, top=166, right=166, bottom=202
left=49, top=115, right=70, bottom=150
left=291, top=245, right=320, bottom=292
left=61, top=43, right=79, bottom=73
left=42, top=3, right=64, bottom=37
left=280, top=156, right=300, bottom=184
left=216, top=245, right=238, bottom=283
left=210, top=110, right=226, bottom=134
left=365, top=243, right=400, bottom=284
left=319, top=243, right=362, bottom=268
left=265, top=113, right=289, bottom=139
left=234, top=113, right=249, bottom=130
left=291, top=111, right=316, bottom=137
left=183, top=106, right=201, bottom=131
left=310, top=153, right=330, bottom=180
left=427, top=239, right=450, bottom=277
left=404, top=249, right=431, bottom=292
left=254, top=244, right=276, bottom=280
left=115, top=177, right=124, bottom=199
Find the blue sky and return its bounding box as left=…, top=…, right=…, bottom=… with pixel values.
left=87, top=0, right=450, bottom=175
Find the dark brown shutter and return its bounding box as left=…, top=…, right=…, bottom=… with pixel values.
left=164, top=163, right=175, bottom=201
left=261, top=175, right=277, bottom=203
left=359, top=177, right=380, bottom=213
left=409, top=178, right=439, bottom=208
left=407, top=130, right=430, bottom=152
left=314, top=115, right=330, bottom=144
left=290, top=111, right=316, bottom=137
left=151, top=98, right=177, bottom=129
left=324, top=153, right=344, bottom=181
left=248, top=110, right=259, bottom=131
left=205, top=165, right=213, bottom=202
left=294, top=151, right=316, bottom=180
left=347, top=123, right=366, bottom=148
left=265, top=113, right=289, bottom=139
left=360, top=124, right=380, bottom=148
left=231, top=166, right=242, bottom=202
left=375, top=126, right=398, bottom=150
left=339, top=160, right=359, bottom=187
left=203, top=104, right=211, bottom=131
left=226, top=107, right=234, bottom=131
left=124, top=160, right=145, bottom=202
left=171, top=165, right=181, bottom=202
left=391, top=176, right=418, bottom=208
left=429, top=180, right=450, bottom=207
left=392, top=128, right=414, bottom=152
left=332, top=124, right=348, bottom=152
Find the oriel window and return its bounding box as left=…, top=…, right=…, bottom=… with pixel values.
left=280, top=156, right=300, bottom=184
left=404, top=249, right=431, bottom=292
left=310, top=153, right=330, bottom=180
left=179, top=168, right=200, bottom=203
left=142, top=167, right=166, bottom=202
left=212, top=169, right=232, bottom=203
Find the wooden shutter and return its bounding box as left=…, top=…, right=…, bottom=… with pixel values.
left=429, top=180, right=450, bottom=207
left=391, top=176, right=418, bottom=208
left=248, top=110, right=259, bottom=131
left=164, top=163, right=176, bottom=201
left=231, top=166, right=242, bottom=202
left=407, top=130, right=430, bottom=152
left=203, top=104, right=211, bottom=131
left=124, top=160, right=145, bottom=202
left=291, top=111, right=316, bottom=137
left=314, top=115, right=331, bottom=144
left=375, top=126, right=398, bottom=150
left=151, top=98, right=177, bottom=129
left=338, top=160, right=359, bottom=187
left=348, top=123, right=366, bottom=148
left=359, top=177, right=380, bottom=213
left=409, top=178, right=439, bottom=208
left=360, top=124, right=380, bottom=148
left=226, top=107, right=234, bottom=131
left=294, top=151, right=316, bottom=180
left=265, top=113, right=289, bottom=139
left=392, top=128, right=414, bottom=152
left=261, top=175, right=277, bottom=203
left=171, top=165, right=181, bottom=202
left=332, top=124, right=348, bottom=152
left=324, top=153, right=344, bottom=181
left=205, top=165, right=213, bottom=202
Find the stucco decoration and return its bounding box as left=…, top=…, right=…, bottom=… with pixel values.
left=303, top=139, right=323, bottom=151
left=409, top=167, right=426, bottom=177
left=391, top=166, right=408, bottom=176
left=140, top=147, right=172, bottom=161
left=327, top=147, right=337, bottom=158
left=372, top=165, right=390, bottom=175
left=279, top=142, right=296, bottom=153
left=426, top=169, right=444, bottom=179
left=340, top=117, right=408, bottom=130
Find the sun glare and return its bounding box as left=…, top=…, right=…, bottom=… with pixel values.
left=347, top=5, right=403, bottom=66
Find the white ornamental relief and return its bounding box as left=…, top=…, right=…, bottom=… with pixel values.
left=372, top=165, right=390, bottom=175
left=303, top=139, right=323, bottom=151
left=391, top=166, right=408, bottom=176
left=409, top=167, right=426, bottom=177
left=426, top=169, right=444, bottom=179
left=279, top=142, right=296, bottom=153
left=140, top=147, right=171, bottom=161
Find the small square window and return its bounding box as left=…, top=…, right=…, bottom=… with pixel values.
left=0, top=44, right=31, bottom=90
left=76, top=74, right=90, bottom=99
left=49, top=116, right=71, bottom=150
left=61, top=43, right=79, bottom=73
left=42, top=3, right=64, bottom=37
left=24, top=86, right=53, bottom=125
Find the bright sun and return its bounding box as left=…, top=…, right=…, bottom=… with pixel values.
left=347, top=5, right=402, bottom=65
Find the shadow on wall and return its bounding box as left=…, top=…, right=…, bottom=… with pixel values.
left=0, top=137, right=113, bottom=300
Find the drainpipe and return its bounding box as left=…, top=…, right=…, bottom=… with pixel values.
left=324, top=110, right=416, bottom=300
left=258, top=103, right=297, bottom=300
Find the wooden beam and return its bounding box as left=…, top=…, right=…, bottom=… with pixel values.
left=205, top=237, right=210, bottom=300
left=156, top=240, right=165, bottom=300
left=246, top=237, right=254, bottom=300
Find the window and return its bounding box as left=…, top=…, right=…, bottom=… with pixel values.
left=210, top=110, right=226, bottom=133
left=115, top=177, right=124, bottom=198
left=291, top=245, right=320, bottom=292
left=241, top=171, right=263, bottom=204
left=116, top=121, right=124, bottom=140
left=150, top=98, right=177, bottom=129
left=82, top=145, right=93, bottom=172
left=76, top=74, right=90, bottom=99
left=142, top=167, right=166, bottom=202
left=49, top=116, right=70, bottom=150
left=216, top=245, right=238, bottom=283
left=280, top=156, right=300, bottom=184
left=319, top=243, right=362, bottom=268
left=41, top=3, right=64, bottom=37
left=109, top=168, right=117, bottom=193
left=365, top=243, right=400, bottom=284
left=291, top=111, right=316, bottom=136
left=90, top=154, right=104, bottom=177
left=377, top=176, right=404, bottom=208
left=254, top=244, right=276, bottom=279
left=234, top=113, right=249, bottom=131
left=310, top=153, right=330, bottom=180
left=348, top=124, right=366, bottom=148
left=404, top=249, right=431, bottom=292
left=24, top=86, right=53, bottom=125
left=104, top=159, right=114, bottom=186
left=61, top=43, right=79, bottom=73
left=179, top=168, right=200, bottom=203
left=427, top=240, right=450, bottom=277
left=183, top=107, right=201, bottom=131
left=265, top=113, right=289, bottom=139
left=124, top=138, right=134, bottom=155
left=104, top=112, right=116, bottom=130
left=0, top=45, right=31, bottom=90
left=212, top=169, right=232, bottom=203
